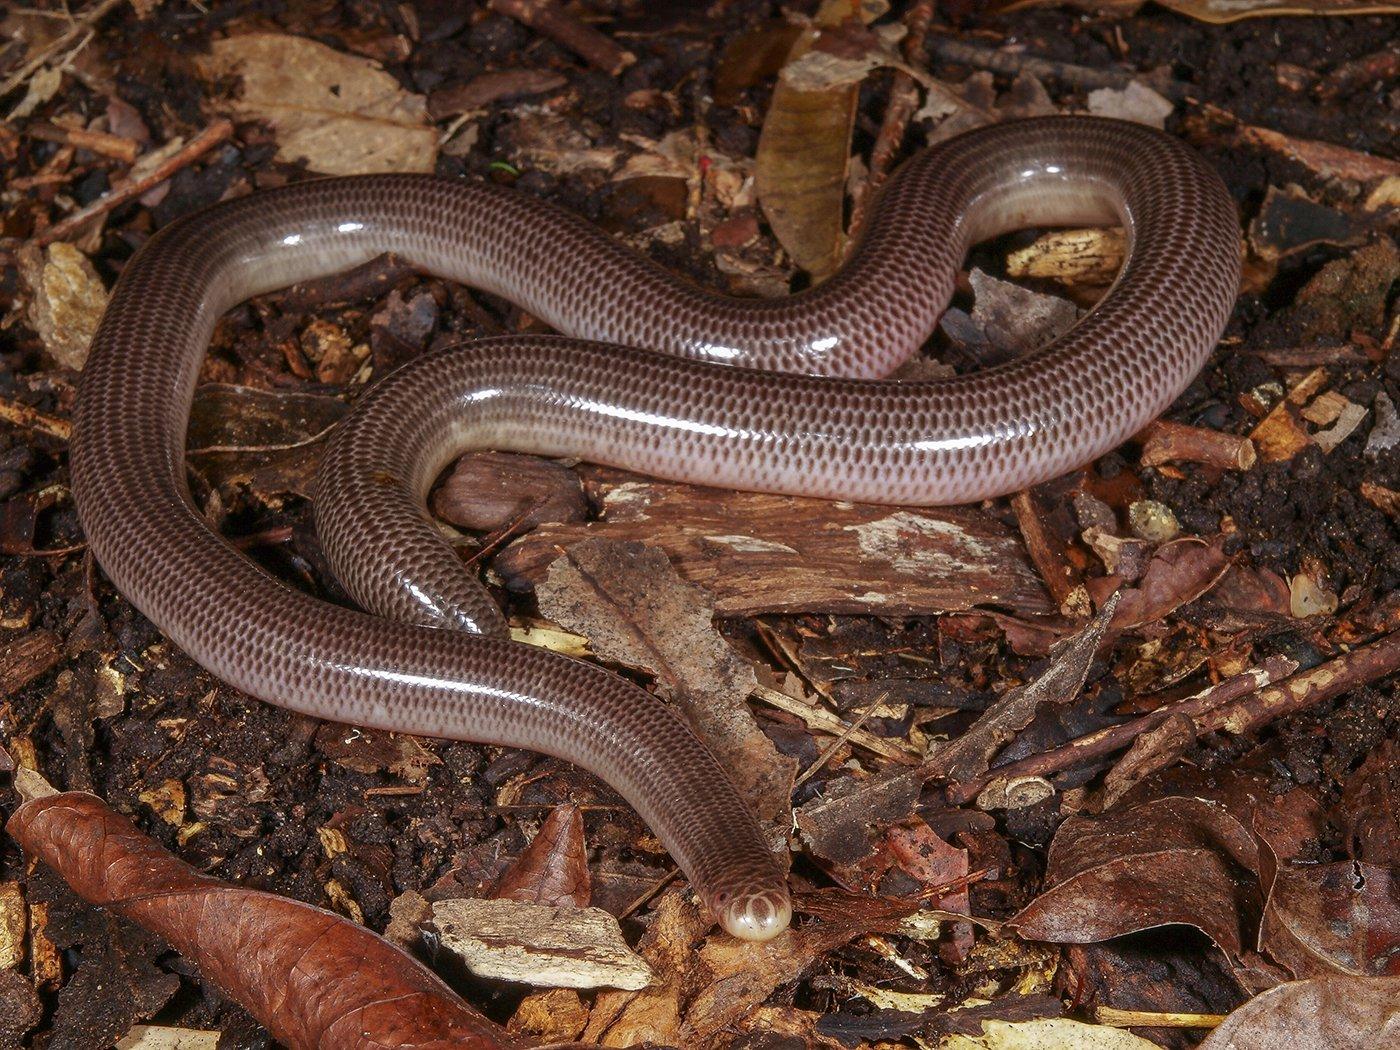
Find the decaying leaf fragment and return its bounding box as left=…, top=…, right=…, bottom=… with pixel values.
left=1006, top=227, right=1128, bottom=289
left=18, top=241, right=109, bottom=370
left=536, top=537, right=796, bottom=835
left=196, top=33, right=437, bottom=175
left=755, top=0, right=878, bottom=279
left=925, top=593, right=1118, bottom=785
left=1196, top=973, right=1400, bottom=1050
left=944, top=1016, right=1161, bottom=1049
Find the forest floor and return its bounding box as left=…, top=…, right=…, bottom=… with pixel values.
left=0, top=1, right=1397, bottom=1048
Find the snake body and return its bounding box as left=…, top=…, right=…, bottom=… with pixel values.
left=71, top=117, right=1239, bottom=940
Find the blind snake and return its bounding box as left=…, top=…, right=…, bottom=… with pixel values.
left=71, top=116, right=1239, bottom=940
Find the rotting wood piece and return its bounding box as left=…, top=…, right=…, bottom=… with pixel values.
left=493, top=468, right=1052, bottom=618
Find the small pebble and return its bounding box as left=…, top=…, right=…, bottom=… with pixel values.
left=1128, top=499, right=1181, bottom=543
left=1072, top=491, right=1116, bottom=531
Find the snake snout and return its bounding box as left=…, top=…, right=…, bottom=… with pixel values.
left=718, top=887, right=792, bottom=941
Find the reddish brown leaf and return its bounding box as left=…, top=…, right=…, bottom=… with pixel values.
left=1009, top=796, right=1264, bottom=957
left=1093, top=536, right=1231, bottom=630
left=494, top=804, right=592, bottom=909
left=1341, top=741, right=1400, bottom=866
left=886, top=821, right=974, bottom=962
left=1260, top=861, right=1400, bottom=978
left=7, top=792, right=519, bottom=1050
left=433, top=451, right=588, bottom=534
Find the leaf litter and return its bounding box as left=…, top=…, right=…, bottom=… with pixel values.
left=0, top=1, right=1398, bottom=1047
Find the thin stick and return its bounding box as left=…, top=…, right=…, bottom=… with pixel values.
left=927, top=37, right=1192, bottom=103
left=487, top=0, right=634, bottom=76
left=1204, top=632, right=1400, bottom=737
left=26, top=123, right=142, bottom=164
left=752, top=684, right=921, bottom=765
left=1139, top=420, right=1257, bottom=471
left=618, top=867, right=681, bottom=921
left=0, top=396, right=72, bottom=441
left=35, top=118, right=235, bottom=246
left=945, top=654, right=1298, bottom=804
left=848, top=0, right=935, bottom=241
left=793, top=691, right=888, bottom=790
left=0, top=0, right=125, bottom=101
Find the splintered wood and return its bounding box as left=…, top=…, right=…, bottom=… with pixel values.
left=494, top=469, right=1052, bottom=618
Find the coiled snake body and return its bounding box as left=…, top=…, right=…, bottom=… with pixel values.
left=71, top=117, right=1239, bottom=939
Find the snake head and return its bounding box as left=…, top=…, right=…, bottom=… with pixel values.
left=715, top=886, right=792, bottom=941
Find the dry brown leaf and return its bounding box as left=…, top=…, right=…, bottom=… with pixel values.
left=1158, top=0, right=1400, bottom=23
left=1011, top=0, right=1400, bottom=22
left=940, top=269, right=1081, bottom=365
left=1259, top=861, right=1400, bottom=978
left=1196, top=973, right=1400, bottom=1049
left=582, top=890, right=703, bottom=1046
left=1095, top=536, right=1231, bottom=631
left=926, top=593, right=1118, bottom=784
left=795, top=767, right=923, bottom=868
left=494, top=804, right=592, bottom=909
left=754, top=0, right=874, bottom=279
left=434, top=451, right=588, bottom=533
left=1010, top=796, right=1262, bottom=958
left=7, top=792, right=517, bottom=1049
left=196, top=33, right=436, bottom=175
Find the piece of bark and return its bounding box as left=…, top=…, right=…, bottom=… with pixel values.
left=1139, top=420, right=1257, bottom=471
left=1007, top=227, right=1127, bottom=288
left=940, top=269, right=1080, bottom=367
left=430, top=898, right=651, bottom=990
left=427, top=70, right=567, bottom=120
left=0, top=629, right=62, bottom=698
left=7, top=792, right=518, bottom=1049
left=1010, top=489, right=1089, bottom=616
left=496, top=470, right=1051, bottom=617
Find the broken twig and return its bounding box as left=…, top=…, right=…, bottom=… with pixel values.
left=1140, top=420, right=1257, bottom=471
left=945, top=654, right=1298, bottom=805
left=36, top=119, right=235, bottom=246
left=487, top=0, right=634, bottom=76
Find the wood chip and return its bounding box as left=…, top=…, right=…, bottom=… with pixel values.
left=17, top=242, right=108, bottom=370
left=430, top=897, right=653, bottom=990
left=497, top=471, right=1051, bottom=618
left=115, top=1026, right=220, bottom=1050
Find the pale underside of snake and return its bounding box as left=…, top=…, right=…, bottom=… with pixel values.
left=70, top=116, right=1240, bottom=940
